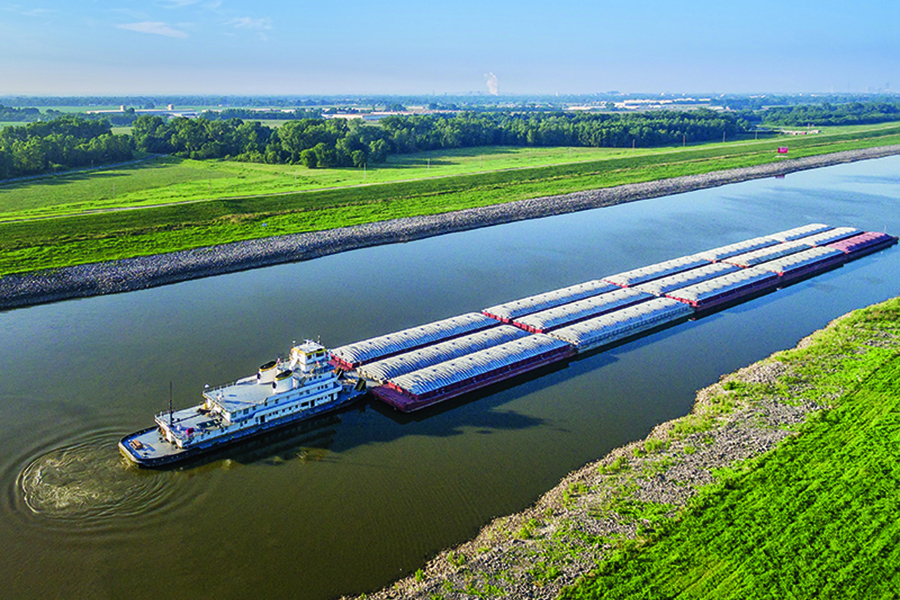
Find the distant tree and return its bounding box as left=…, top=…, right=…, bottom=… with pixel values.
left=368, top=139, right=389, bottom=163
left=300, top=148, right=318, bottom=169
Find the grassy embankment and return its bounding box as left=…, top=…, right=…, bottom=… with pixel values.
left=2, top=122, right=900, bottom=277
left=561, top=298, right=900, bottom=599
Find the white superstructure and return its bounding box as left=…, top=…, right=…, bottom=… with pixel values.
left=156, top=341, right=340, bottom=450
left=121, top=340, right=363, bottom=466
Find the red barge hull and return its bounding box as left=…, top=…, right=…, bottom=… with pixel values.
left=370, top=345, right=576, bottom=412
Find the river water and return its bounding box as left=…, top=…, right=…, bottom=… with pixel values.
left=2, top=156, right=899, bottom=599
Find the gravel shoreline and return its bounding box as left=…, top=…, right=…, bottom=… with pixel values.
left=2, top=145, right=899, bottom=311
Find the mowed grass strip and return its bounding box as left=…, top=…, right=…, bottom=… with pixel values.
left=561, top=298, right=900, bottom=600
left=2, top=124, right=900, bottom=276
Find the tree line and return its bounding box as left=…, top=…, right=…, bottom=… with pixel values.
left=4, top=99, right=900, bottom=179
left=749, top=101, right=900, bottom=127
left=129, top=109, right=744, bottom=168
left=0, top=116, right=133, bottom=180
left=0, top=104, right=55, bottom=122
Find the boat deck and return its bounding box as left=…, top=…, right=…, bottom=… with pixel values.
left=120, top=427, right=193, bottom=464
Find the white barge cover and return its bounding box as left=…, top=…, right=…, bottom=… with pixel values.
left=768, top=223, right=833, bottom=242
left=665, top=266, right=778, bottom=307
left=387, top=334, right=572, bottom=399
left=358, top=325, right=528, bottom=382
left=755, top=246, right=846, bottom=277
left=330, top=312, right=496, bottom=368
left=633, top=262, right=741, bottom=296
left=482, top=280, right=618, bottom=322
left=513, top=288, right=652, bottom=333
left=792, top=226, right=862, bottom=247
left=548, top=298, right=693, bottom=353
left=694, top=236, right=781, bottom=262
left=603, top=254, right=711, bottom=287
left=722, top=241, right=807, bottom=267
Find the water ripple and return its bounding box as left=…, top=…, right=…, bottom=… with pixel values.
left=13, top=428, right=211, bottom=535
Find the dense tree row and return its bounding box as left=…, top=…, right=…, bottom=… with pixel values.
left=130, top=109, right=744, bottom=168
left=131, top=116, right=388, bottom=167
left=0, top=104, right=52, bottom=122
left=0, top=116, right=133, bottom=179
left=379, top=110, right=743, bottom=152
left=755, top=101, right=900, bottom=126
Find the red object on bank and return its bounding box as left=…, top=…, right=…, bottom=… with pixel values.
left=777, top=147, right=789, bottom=154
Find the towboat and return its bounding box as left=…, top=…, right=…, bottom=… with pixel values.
left=119, top=340, right=366, bottom=467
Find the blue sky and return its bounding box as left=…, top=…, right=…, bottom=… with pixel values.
left=1, top=0, right=898, bottom=95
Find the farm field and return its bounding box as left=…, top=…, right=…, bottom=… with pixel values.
left=562, top=297, right=900, bottom=600
left=1, top=121, right=899, bottom=276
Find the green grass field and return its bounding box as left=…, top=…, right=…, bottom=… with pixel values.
left=1, top=122, right=899, bottom=276
left=0, top=147, right=631, bottom=221
left=561, top=298, right=900, bottom=600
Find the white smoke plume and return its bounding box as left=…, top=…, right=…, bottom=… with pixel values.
left=484, top=72, right=499, bottom=95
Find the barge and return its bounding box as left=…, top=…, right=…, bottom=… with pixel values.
left=547, top=298, right=694, bottom=353
left=664, top=266, right=780, bottom=310
left=119, top=340, right=367, bottom=467
left=370, top=335, right=576, bottom=412
left=793, top=226, right=861, bottom=248
left=483, top=280, right=617, bottom=323
left=754, top=246, right=847, bottom=284
left=828, top=231, right=898, bottom=258
left=123, top=223, right=897, bottom=435
left=632, top=262, right=740, bottom=297
left=694, top=236, right=780, bottom=262
left=512, top=288, right=652, bottom=333
left=330, top=312, right=496, bottom=370
left=768, top=223, right=833, bottom=242
left=355, top=223, right=894, bottom=412
left=722, top=241, right=808, bottom=268
left=358, top=326, right=528, bottom=384
left=603, top=254, right=710, bottom=288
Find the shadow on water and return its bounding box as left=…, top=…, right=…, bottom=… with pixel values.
left=155, top=412, right=346, bottom=471
left=159, top=390, right=555, bottom=472
left=137, top=366, right=561, bottom=472
left=143, top=356, right=590, bottom=472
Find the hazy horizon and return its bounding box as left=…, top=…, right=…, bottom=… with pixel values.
left=2, top=1, right=898, bottom=96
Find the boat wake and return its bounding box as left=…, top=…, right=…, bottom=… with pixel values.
left=17, top=440, right=202, bottom=526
